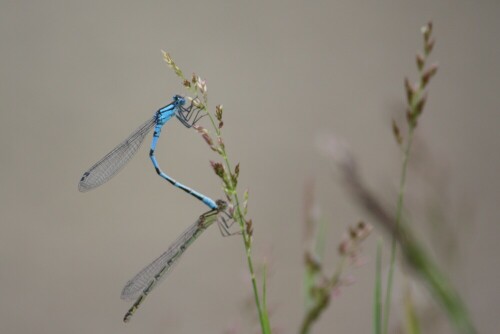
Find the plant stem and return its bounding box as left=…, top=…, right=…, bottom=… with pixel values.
left=383, top=126, right=414, bottom=334
left=374, top=239, right=383, bottom=334
left=205, top=111, right=270, bottom=334
left=300, top=256, right=346, bottom=334
left=163, top=53, right=269, bottom=332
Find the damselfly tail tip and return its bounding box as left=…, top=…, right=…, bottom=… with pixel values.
left=123, top=307, right=137, bottom=323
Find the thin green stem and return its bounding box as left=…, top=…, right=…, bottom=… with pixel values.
left=300, top=256, right=346, bottom=334
left=383, top=55, right=424, bottom=332
left=226, top=166, right=269, bottom=334
left=403, top=276, right=421, bottom=334
left=374, top=239, right=383, bottom=334
left=164, top=53, right=269, bottom=332
left=383, top=126, right=414, bottom=334
left=205, top=110, right=270, bottom=334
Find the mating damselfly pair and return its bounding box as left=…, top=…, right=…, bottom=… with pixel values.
left=78, top=95, right=233, bottom=322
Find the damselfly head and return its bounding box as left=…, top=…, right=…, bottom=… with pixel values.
left=172, top=95, right=186, bottom=106
left=216, top=199, right=228, bottom=211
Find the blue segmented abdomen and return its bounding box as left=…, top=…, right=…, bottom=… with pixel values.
left=149, top=124, right=218, bottom=210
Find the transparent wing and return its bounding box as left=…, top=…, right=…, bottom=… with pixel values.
left=78, top=116, right=156, bottom=192
left=121, top=214, right=216, bottom=301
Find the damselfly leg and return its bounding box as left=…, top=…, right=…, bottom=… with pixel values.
left=176, top=97, right=206, bottom=128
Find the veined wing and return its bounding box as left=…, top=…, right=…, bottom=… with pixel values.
left=121, top=213, right=217, bottom=301
left=78, top=116, right=156, bottom=192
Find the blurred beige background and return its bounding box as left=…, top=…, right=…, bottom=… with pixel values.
left=1, top=1, right=499, bottom=333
